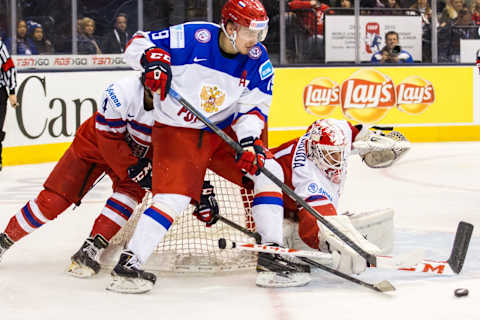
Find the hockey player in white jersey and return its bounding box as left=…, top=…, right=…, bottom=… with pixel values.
left=273, top=119, right=409, bottom=274
left=196, top=118, right=409, bottom=275
left=0, top=76, right=156, bottom=279
left=107, top=0, right=310, bottom=293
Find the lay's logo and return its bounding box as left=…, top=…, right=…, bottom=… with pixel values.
left=302, top=69, right=435, bottom=123
left=303, top=78, right=340, bottom=117
left=396, top=76, right=435, bottom=114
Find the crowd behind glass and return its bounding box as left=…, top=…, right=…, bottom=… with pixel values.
left=0, top=0, right=478, bottom=64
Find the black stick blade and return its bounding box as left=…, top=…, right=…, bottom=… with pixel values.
left=447, top=221, right=474, bottom=274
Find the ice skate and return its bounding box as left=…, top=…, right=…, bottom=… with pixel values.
left=107, top=250, right=156, bottom=294
left=0, top=233, right=13, bottom=263
left=67, top=234, right=108, bottom=278
left=256, top=245, right=311, bottom=288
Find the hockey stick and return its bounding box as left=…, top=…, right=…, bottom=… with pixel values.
left=169, top=88, right=378, bottom=266
left=216, top=215, right=395, bottom=292
left=218, top=218, right=473, bottom=275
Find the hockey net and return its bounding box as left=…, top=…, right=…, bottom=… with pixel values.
left=100, top=170, right=257, bottom=273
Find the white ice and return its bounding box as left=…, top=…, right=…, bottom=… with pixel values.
left=0, top=141, right=479, bottom=320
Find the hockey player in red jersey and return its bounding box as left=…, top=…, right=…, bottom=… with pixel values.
left=106, top=0, right=311, bottom=293
left=0, top=76, right=156, bottom=278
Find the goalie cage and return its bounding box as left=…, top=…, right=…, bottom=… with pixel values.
left=100, top=170, right=258, bottom=273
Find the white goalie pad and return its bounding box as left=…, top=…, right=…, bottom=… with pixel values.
left=283, top=208, right=394, bottom=258
left=353, top=127, right=411, bottom=168
left=342, top=208, right=394, bottom=254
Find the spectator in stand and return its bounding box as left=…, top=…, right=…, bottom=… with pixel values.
left=27, top=21, right=54, bottom=54
left=439, top=0, right=466, bottom=26
left=78, top=17, right=102, bottom=54
left=102, top=13, right=131, bottom=54
left=380, top=0, right=401, bottom=14
left=371, top=30, right=414, bottom=63
left=338, top=0, right=352, bottom=8
left=289, top=0, right=330, bottom=37
left=0, top=39, right=17, bottom=171
left=471, top=0, right=480, bottom=25
left=5, top=20, right=37, bottom=55
left=410, top=0, right=431, bottom=16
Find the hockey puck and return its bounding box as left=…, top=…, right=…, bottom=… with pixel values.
left=218, top=238, right=226, bottom=249
left=454, top=288, right=469, bottom=297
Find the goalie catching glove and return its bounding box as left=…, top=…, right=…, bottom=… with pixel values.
left=193, top=180, right=219, bottom=227
left=236, top=137, right=271, bottom=176
left=352, top=125, right=411, bottom=168
left=128, top=158, right=152, bottom=190
left=318, top=215, right=381, bottom=275
left=140, top=47, right=172, bottom=100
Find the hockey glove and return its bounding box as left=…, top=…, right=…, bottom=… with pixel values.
left=235, top=137, right=269, bottom=176
left=141, top=47, right=172, bottom=101
left=193, top=180, right=219, bottom=227
left=127, top=158, right=152, bottom=190
left=318, top=215, right=381, bottom=275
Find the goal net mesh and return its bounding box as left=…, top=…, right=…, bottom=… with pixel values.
left=101, top=170, right=257, bottom=273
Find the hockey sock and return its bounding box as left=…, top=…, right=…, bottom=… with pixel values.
left=90, top=193, right=137, bottom=241
left=252, top=189, right=284, bottom=245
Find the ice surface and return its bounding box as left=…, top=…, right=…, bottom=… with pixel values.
left=0, top=142, right=479, bottom=320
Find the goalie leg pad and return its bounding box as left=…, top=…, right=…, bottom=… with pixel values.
left=344, top=208, right=394, bottom=254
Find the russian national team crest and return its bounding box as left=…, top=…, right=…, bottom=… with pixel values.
left=195, top=29, right=211, bottom=43
left=248, top=46, right=262, bottom=59
left=200, top=85, right=226, bottom=113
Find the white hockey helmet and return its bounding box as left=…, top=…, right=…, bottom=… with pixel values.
left=306, top=119, right=348, bottom=180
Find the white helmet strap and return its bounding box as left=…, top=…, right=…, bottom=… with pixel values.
left=221, top=22, right=239, bottom=53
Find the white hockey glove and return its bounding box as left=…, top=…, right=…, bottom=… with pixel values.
left=318, top=215, right=381, bottom=275
left=352, top=125, right=410, bottom=169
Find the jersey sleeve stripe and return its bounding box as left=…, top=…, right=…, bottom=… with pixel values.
left=236, top=107, right=267, bottom=123
left=128, top=120, right=152, bottom=135
left=306, top=195, right=328, bottom=202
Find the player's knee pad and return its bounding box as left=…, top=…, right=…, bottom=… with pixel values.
left=36, top=189, right=72, bottom=220
left=151, top=193, right=191, bottom=221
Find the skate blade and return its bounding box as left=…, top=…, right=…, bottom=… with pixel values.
left=66, top=261, right=96, bottom=278
left=256, top=272, right=311, bottom=288
left=106, top=275, right=154, bottom=294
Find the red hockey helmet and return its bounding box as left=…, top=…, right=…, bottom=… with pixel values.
left=221, top=0, right=269, bottom=42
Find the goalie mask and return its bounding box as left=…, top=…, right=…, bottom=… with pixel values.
left=221, top=0, right=269, bottom=51
left=306, top=120, right=347, bottom=183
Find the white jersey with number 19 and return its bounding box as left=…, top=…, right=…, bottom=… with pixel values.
left=124, top=22, right=274, bottom=142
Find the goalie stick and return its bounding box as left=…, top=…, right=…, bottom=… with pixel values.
left=216, top=216, right=395, bottom=293
left=169, top=88, right=378, bottom=266
left=218, top=220, right=473, bottom=276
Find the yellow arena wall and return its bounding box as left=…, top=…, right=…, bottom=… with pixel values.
left=4, top=66, right=480, bottom=166
left=268, top=66, right=480, bottom=147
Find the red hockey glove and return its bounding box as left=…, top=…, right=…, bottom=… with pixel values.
left=128, top=158, right=152, bottom=190
left=235, top=137, right=270, bottom=176
left=193, top=180, right=219, bottom=227
left=141, top=47, right=172, bottom=101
